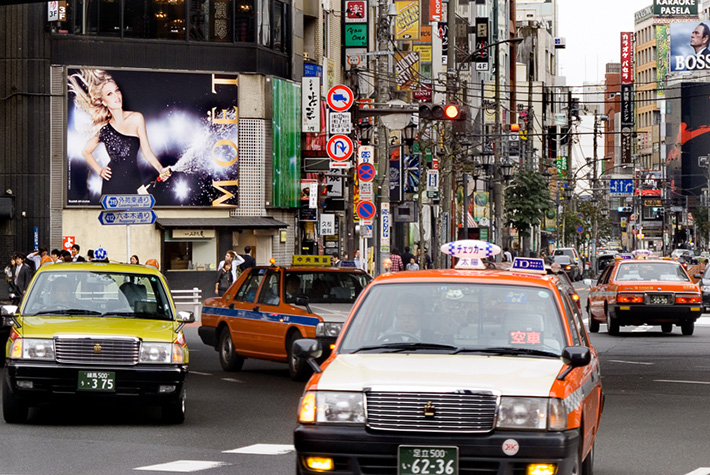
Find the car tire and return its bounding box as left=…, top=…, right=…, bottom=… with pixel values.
left=682, top=321, right=695, bottom=336
left=582, top=440, right=595, bottom=475
left=3, top=376, right=29, bottom=424
left=587, top=301, right=599, bottom=333
left=219, top=328, right=245, bottom=372
left=288, top=331, right=313, bottom=382
left=606, top=307, right=620, bottom=336
left=661, top=323, right=673, bottom=334
left=162, top=388, right=186, bottom=424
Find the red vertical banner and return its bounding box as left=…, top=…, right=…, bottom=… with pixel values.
left=430, top=0, right=442, bottom=22
left=621, top=32, right=634, bottom=85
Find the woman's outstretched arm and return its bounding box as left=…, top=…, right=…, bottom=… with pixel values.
left=82, top=135, right=111, bottom=180
left=134, top=112, right=171, bottom=180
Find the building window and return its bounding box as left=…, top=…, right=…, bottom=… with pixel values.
left=235, top=0, right=255, bottom=42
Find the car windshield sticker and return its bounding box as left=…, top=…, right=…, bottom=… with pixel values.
left=505, top=291, right=527, bottom=304
left=509, top=331, right=542, bottom=345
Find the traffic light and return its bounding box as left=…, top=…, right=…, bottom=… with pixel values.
left=419, top=103, right=467, bottom=121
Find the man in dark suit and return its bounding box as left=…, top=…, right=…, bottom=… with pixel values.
left=400, top=246, right=415, bottom=270
left=13, top=253, right=33, bottom=300
left=239, top=246, right=256, bottom=272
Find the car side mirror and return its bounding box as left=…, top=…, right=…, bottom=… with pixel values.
left=294, top=296, right=313, bottom=313
left=694, top=274, right=702, bottom=279
left=293, top=338, right=323, bottom=373
left=177, top=311, right=195, bottom=324
left=557, top=346, right=591, bottom=381
left=1, top=305, right=18, bottom=316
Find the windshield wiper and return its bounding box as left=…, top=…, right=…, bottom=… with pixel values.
left=28, top=309, right=103, bottom=316
left=351, top=342, right=458, bottom=353
left=452, top=346, right=559, bottom=358
left=101, top=312, right=165, bottom=320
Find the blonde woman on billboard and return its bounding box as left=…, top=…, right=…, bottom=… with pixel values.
left=68, top=69, right=171, bottom=195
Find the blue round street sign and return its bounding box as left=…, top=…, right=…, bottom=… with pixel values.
left=576, top=225, right=584, bottom=234
left=356, top=200, right=376, bottom=220
left=357, top=162, right=376, bottom=182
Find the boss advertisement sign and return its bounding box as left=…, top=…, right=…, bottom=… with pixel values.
left=67, top=69, right=239, bottom=207
left=670, top=21, right=710, bottom=71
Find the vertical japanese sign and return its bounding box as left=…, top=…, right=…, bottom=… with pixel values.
left=302, top=77, right=320, bottom=133
left=556, top=156, right=568, bottom=178
left=621, top=32, right=635, bottom=165
left=473, top=18, right=490, bottom=64
left=430, top=0, right=442, bottom=22
left=656, top=25, right=669, bottom=96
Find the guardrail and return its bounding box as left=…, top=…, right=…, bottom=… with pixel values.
left=171, top=287, right=203, bottom=322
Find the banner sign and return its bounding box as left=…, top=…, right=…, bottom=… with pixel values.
left=302, top=77, right=320, bottom=133
left=67, top=69, right=238, bottom=208
left=430, top=0, right=442, bottom=22
left=657, top=25, right=670, bottom=96
left=670, top=21, right=710, bottom=71
left=395, top=51, right=420, bottom=91
left=635, top=170, right=662, bottom=196
left=344, top=0, right=367, bottom=22
left=473, top=18, right=490, bottom=63
left=395, top=0, right=420, bottom=40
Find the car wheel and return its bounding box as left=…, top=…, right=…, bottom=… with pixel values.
left=682, top=321, right=695, bottom=336
left=661, top=323, right=673, bottom=334
left=3, top=376, right=29, bottom=424
left=582, top=440, right=595, bottom=475
left=606, top=307, right=620, bottom=336
left=587, top=301, right=599, bottom=333
left=219, top=328, right=245, bottom=372
left=162, top=388, right=186, bottom=424
left=288, top=331, right=313, bottom=382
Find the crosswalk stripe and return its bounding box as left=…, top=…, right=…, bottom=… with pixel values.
left=223, top=444, right=294, bottom=455
left=134, top=460, right=230, bottom=472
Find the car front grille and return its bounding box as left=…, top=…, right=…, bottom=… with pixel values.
left=55, top=337, right=140, bottom=365
left=366, top=391, right=498, bottom=433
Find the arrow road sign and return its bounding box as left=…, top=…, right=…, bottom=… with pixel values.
left=327, top=85, right=354, bottom=112
left=98, top=210, right=157, bottom=226
left=327, top=135, right=354, bottom=161
left=101, top=194, right=155, bottom=210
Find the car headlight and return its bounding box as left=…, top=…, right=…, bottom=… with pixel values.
left=10, top=338, right=55, bottom=361
left=315, top=322, right=344, bottom=338
left=139, top=342, right=184, bottom=363
left=298, top=391, right=365, bottom=424
left=497, top=397, right=567, bottom=431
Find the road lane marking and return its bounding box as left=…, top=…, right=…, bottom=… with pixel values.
left=655, top=380, right=710, bottom=385
left=223, top=444, right=294, bottom=455
left=189, top=371, right=212, bottom=376
left=608, top=360, right=654, bottom=365
left=684, top=469, right=710, bottom=475
left=221, top=378, right=243, bottom=383
left=134, top=460, right=230, bottom=472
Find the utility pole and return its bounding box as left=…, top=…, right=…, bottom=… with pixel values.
left=374, top=0, right=391, bottom=275
left=493, top=0, right=502, bottom=250
left=592, top=113, right=599, bottom=273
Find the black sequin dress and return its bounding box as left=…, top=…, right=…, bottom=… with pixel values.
left=98, top=123, right=142, bottom=195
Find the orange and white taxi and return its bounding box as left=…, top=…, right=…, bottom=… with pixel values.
left=294, top=242, right=603, bottom=475
left=198, top=255, right=372, bottom=381
left=585, top=257, right=702, bottom=335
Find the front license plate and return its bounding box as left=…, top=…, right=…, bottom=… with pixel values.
left=77, top=371, right=115, bottom=392
left=649, top=295, right=671, bottom=305
left=398, top=446, right=458, bottom=475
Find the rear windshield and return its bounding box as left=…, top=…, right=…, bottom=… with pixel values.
left=339, top=282, right=567, bottom=355
left=23, top=270, right=174, bottom=320
left=615, top=262, right=690, bottom=282
left=283, top=271, right=371, bottom=303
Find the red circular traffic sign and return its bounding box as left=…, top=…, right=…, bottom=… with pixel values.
left=327, top=135, right=354, bottom=161
left=357, top=162, right=376, bottom=182
left=356, top=200, right=376, bottom=220
left=327, top=85, right=354, bottom=112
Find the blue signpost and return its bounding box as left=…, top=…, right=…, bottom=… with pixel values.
left=99, top=194, right=156, bottom=262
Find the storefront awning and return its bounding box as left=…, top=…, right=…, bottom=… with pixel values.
left=155, top=217, right=288, bottom=230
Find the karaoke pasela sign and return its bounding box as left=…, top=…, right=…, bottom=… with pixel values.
left=654, top=0, right=697, bottom=16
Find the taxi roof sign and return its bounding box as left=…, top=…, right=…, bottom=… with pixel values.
left=454, top=258, right=487, bottom=270
left=292, top=255, right=333, bottom=266
left=510, top=257, right=546, bottom=274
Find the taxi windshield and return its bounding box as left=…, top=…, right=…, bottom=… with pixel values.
left=23, top=270, right=174, bottom=320
left=615, top=262, right=690, bottom=282
left=338, top=282, right=566, bottom=356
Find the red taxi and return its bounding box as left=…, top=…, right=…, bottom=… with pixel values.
left=293, top=244, right=603, bottom=475
left=198, top=256, right=371, bottom=380
left=585, top=258, right=702, bottom=335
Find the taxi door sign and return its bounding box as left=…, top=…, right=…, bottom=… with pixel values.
left=511, top=257, right=546, bottom=274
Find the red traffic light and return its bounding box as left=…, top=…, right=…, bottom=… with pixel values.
left=444, top=104, right=460, bottom=119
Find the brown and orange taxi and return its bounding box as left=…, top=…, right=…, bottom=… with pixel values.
left=585, top=255, right=702, bottom=335
left=198, top=255, right=371, bottom=381
left=293, top=243, right=603, bottom=475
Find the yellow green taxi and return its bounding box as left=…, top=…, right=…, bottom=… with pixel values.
left=1, top=262, right=193, bottom=424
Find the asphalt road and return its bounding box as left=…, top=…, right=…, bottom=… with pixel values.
left=2, top=287, right=710, bottom=474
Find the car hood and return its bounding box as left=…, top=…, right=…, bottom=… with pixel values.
left=316, top=354, right=563, bottom=396
left=307, top=303, right=354, bottom=323
left=17, top=316, right=178, bottom=342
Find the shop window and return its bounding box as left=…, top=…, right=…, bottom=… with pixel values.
left=235, top=0, right=255, bottom=42
left=98, top=0, right=121, bottom=35
left=272, top=0, right=284, bottom=52
left=165, top=241, right=192, bottom=270
left=258, top=0, right=271, bottom=46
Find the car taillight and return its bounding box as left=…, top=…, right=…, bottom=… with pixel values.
left=565, top=265, right=572, bottom=271
left=618, top=293, right=644, bottom=303
left=572, top=294, right=580, bottom=302
left=676, top=295, right=702, bottom=304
